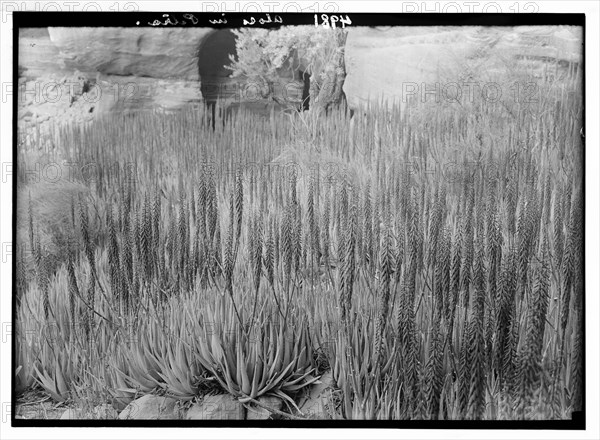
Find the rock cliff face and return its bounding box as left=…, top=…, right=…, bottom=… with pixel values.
left=48, top=27, right=210, bottom=79
left=18, top=25, right=582, bottom=127
left=47, top=27, right=212, bottom=114
left=343, top=26, right=582, bottom=109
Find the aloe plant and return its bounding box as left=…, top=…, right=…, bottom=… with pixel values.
left=192, top=300, right=319, bottom=408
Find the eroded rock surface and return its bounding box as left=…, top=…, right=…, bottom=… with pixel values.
left=186, top=394, right=245, bottom=420
left=118, top=394, right=182, bottom=420
left=18, top=25, right=582, bottom=128
left=343, top=26, right=582, bottom=109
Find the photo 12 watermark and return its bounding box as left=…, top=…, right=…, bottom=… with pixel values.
left=398, top=1, right=539, bottom=13
left=2, top=1, right=139, bottom=22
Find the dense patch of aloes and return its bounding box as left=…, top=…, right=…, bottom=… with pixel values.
left=16, top=62, right=583, bottom=420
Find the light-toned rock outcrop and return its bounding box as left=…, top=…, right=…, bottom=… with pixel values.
left=47, top=27, right=211, bottom=79
left=47, top=27, right=213, bottom=113
left=118, top=394, right=183, bottom=420
left=343, top=26, right=582, bottom=109
left=18, top=25, right=582, bottom=127
left=186, top=394, right=245, bottom=420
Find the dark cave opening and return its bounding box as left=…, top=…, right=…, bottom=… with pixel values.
left=197, top=29, right=238, bottom=105
left=197, top=29, right=238, bottom=128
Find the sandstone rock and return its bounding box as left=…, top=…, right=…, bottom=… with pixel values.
left=246, top=396, right=283, bottom=420
left=118, top=394, right=181, bottom=420
left=48, top=28, right=212, bottom=80
left=18, top=25, right=582, bottom=127
left=60, top=408, right=80, bottom=419
left=298, top=371, right=335, bottom=419
left=91, top=404, right=119, bottom=419
left=19, top=28, right=71, bottom=80
left=343, top=26, right=582, bottom=110
left=186, top=394, right=244, bottom=420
